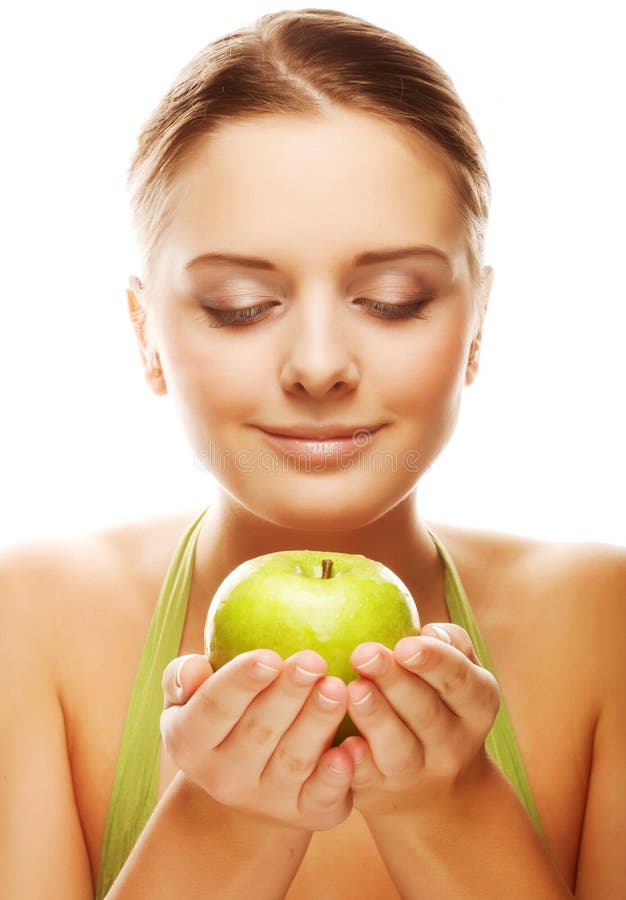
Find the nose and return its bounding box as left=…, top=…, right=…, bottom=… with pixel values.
left=279, top=294, right=360, bottom=400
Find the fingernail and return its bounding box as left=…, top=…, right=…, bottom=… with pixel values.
left=355, top=651, right=382, bottom=672
left=351, top=687, right=373, bottom=707
left=170, top=656, right=194, bottom=704
left=253, top=660, right=282, bottom=680
left=400, top=649, right=425, bottom=666
left=174, top=654, right=195, bottom=689
left=316, top=689, right=342, bottom=711
left=431, top=625, right=451, bottom=644
left=294, top=665, right=323, bottom=685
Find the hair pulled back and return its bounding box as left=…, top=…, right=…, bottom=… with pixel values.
left=127, top=8, right=491, bottom=291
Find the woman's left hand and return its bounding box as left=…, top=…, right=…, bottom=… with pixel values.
left=340, top=624, right=501, bottom=816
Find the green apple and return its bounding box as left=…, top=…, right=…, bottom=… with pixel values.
left=204, top=550, right=420, bottom=745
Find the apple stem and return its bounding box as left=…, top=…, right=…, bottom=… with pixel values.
left=321, top=558, right=333, bottom=579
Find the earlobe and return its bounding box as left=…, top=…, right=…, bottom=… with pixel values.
left=126, top=281, right=167, bottom=397
left=126, top=287, right=150, bottom=359
left=126, top=287, right=142, bottom=320
left=464, top=336, right=481, bottom=386
left=465, top=266, right=492, bottom=387
left=146, top=363, right=167, bottom=396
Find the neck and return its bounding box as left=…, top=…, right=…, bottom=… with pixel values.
left=189, top=490, right=449, bottom=631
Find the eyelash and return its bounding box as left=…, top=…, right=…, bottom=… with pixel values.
left=199, top=297, right=433, bottom=328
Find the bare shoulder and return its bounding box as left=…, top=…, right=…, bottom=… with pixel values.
left=0, top=506, right=200, bottom=587
left=428, top=516, right=626, bottom=600
left=0, top=508, right=200, bottom=687
left=0, top=510, right=201, bottom=891
left=430, top=517, right=626, bottom=694
left=85, top=506, right=202, bottom=592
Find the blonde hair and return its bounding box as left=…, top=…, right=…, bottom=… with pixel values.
left=128, top=8, right=491, bottom=295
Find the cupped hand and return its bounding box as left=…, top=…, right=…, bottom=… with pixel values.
left=160, top=649, right=355, bottom=831
left=339, top=623, right=501, bottom=816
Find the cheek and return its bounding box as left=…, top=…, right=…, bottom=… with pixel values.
left=378, top=324, right=468, bottom=415
left=161, top=317, right=272, bottom=423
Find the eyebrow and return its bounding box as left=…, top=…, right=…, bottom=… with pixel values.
left=184, top=244, right=452, bottom=273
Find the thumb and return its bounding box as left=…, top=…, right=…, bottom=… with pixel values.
left=162, top=653, right=213, bottom=709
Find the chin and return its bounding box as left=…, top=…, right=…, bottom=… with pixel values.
left=236, top=480, right=403, bottom=534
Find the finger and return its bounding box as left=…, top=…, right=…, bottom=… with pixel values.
left=346, top=678, right=423, bottom=777
left=261, top=675, right=349, bottom=786
left=163, top=649, right=284, bottom=748
left=419, top=622, right=480, bottom=665
left=394, top=635, right=499, bottom=723
left=339, top=736, right=381, bottom=791
left=350, top=641, right=457, bottom=747
left=162, top=654, right=213, bottom=709
left=298, top=745, right=354, bottom=823
left=216, top=650, right=328, bottom=774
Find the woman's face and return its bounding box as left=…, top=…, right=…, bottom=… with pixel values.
left=130, top=108, right=492, bottom=531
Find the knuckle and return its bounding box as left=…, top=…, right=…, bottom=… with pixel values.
left=488, top=670, right=501, bottom=700
left=240, top=714, right=278, bottom=748
left=194, top=683, right=230, bottom=721
left=470, top=669, right=501, bottom=728
left=160, top=708, right=190, bottom=766
left=383, top=753, right=415, bottom=778
left=300, top=774, right=345, bottom=814
left=352, top=763, right=383, bottom=790
left=483, top=673, right=501, bottom=717
left=480, top=669, right=500, bottom=708
left=442, top=659, right=470, bottom=695
left=308, top=789, right=341, bottom=812
left=275, top=745, right=316, bottom=778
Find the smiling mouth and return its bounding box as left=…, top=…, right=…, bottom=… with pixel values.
left=257, top=425, right=383, bottom=441
left=256, top=426, right=383, bottom=461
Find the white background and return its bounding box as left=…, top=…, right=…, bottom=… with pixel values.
left=1, top=1, right=624, bottom=548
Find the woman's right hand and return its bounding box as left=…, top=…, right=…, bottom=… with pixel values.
left=160, top=649, right=355, bottom=832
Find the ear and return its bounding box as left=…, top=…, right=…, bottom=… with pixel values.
left=126, top=276, right=167, bottom=396
left=465, top=265, right=494, bottom=387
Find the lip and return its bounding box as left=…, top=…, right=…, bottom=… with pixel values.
left=256, top=425, right=383, bottom=463
left=256, top=424, right=383, bottom=440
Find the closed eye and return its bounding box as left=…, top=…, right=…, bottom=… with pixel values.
left=196, top=302, right=277, bottom=327
left=197, top=295, right=433, bottom=327
left=354, top=297, right=433, bottom=320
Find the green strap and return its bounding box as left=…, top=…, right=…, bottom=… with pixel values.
left=427, top=529, right=546, bottom=845
left=94, top=506, right=208, bottom=900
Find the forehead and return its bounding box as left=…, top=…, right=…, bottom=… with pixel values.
left=161, top=109, right=468, bottom=281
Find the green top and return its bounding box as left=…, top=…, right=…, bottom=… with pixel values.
left=94, top=506, right=545, bottom=899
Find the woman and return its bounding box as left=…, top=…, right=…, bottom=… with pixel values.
left=2, top=9, right=623, bottom=899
